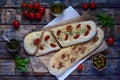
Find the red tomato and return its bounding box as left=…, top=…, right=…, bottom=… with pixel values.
left=44, top=35, right=50, bottom=41
left=84, top=30, right=89, bottom=36
left=81, top=3, right=89, bottom=10
left=23, top=10, right=29, bottom=17
left=50, top=43, right=57, bottom=48
left=21, top=2, right=27, bottom=9
left=39, top=46, right=44, bottom=50
left=86, top=25, right=91, bottom=30
left=35, top=12, right=42, bottom=21
left=77, top=64, right=83, bottom=71
left=29, top=12, right=35, bottom=21
left=57, top=30, right=62, bottom=36
left=107, top=37, right=114, bottom=45
left=28, top=3, right=33, bottom=9
left=66, top=26, right=72, bottom=32
left=76, top=24, right=81, bottom=29
left=89, top=2, right=96, bottom=10
left=33, top=2, right=40, bottom=10
left=74, top=34, right=80, bottom=39
left=13, top=20, right=20, bottom=29
left=64, top=34, right=68, bottom=40
left=34, top=38, right=40, bottom=45
left=38, top=6, right=45, bottom=15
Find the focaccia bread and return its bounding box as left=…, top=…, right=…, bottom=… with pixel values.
left=35, top=31, right=61, bottom=56
left=48, top=27, right=104, bottom=76
left=24, top=31, right=42, bottom=55
left=51, top=21, right=97, bottom=47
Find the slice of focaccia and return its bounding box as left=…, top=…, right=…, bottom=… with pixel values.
left=24, top=31, right=42, bottom=55
left=51, top=21, right=97, bottom=47
left=48, top=27, right=104, bottom=76
left=35, top=31, right=61, bottom=56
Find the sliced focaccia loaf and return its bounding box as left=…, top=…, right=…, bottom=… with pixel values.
left=48, top=27, right=104, bottom=76
left=35, top=31, right=61, bottom=56
left=51, top=21, right=97, bottom=47
left=24, top=31, right=43, bottom=55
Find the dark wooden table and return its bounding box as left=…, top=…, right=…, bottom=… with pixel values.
left=0, top=0, right=120, bottom=80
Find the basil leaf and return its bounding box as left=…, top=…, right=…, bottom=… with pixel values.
left=15, top=55, right=29, bottom=72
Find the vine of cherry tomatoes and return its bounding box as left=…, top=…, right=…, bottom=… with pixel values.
left=21, top=2, right=45, bottom=21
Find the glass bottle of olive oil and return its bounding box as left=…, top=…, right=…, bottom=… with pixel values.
left=50, top=0, right=64, bottom=16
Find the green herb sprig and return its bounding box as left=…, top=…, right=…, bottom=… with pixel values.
left=15, top=55, right=29, bottom=72
left=96, top=14, right=114, bottom=28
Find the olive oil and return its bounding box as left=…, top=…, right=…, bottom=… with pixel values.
left=50, top=1, right=64, bottom=16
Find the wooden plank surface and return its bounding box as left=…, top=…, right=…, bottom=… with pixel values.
left=1, top=42, right=120, bottom=59
left=0, top=24, right=120, bottom=41
left=0, top=75, right=120, bottom=80
left=0, top=0, right=120, bottom=80
left=0, top=0, right=120, bottom=7
left=0, top=8, right=120, bottom=24
left=0, top=58, right=120, bottom=78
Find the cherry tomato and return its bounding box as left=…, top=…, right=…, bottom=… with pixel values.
left=29, top=12, right=35, bottom=21
left=89, top=2, right=96, bottom=10
left=81, top=3, right=89, bottom=10
left=77, top=64, right=83, bottom=71
left=13, top=20, right=20, bottom=29
left=34, top=38, right=40, bottom=45
left=74, top=34, right=80, bottom=39
left=28, top=3, right=33, bottom=9
left=86, top=25, right=91, bottom=30
left=35, top=12, right=42, bottom=21
left=38, top=6, right=45, bottom=15
left=76, top=24, right=81, bottom=29
left=33, top=2, right=40, bottom=10
left=44, top=35, right=50, bottom=41
left=39, top=46, right=44, bottom=50
left=107, top=37, right=114, bottom=45
left=57, top=30, right=62, bottom=36
left=64, top=34, right=68, bottom=40
left=50, top=43, right=57, bottom=48
left=66, top=26, right=72, bottom=32
left=21, top=2, right=27, bottom=9
left=23, top=10, right=29, bottom=18
left=84, top=30, right=89, bottom=36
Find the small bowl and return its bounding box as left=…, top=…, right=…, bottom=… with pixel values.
left=50, top=0, right=64, bottom=17
left=92, top=53, right=107, bottom=71
left=6, top=38, right=21, bottom=53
